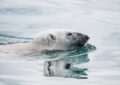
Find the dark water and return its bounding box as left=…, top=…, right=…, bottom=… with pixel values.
left=0, top=0, right=120, bottom=85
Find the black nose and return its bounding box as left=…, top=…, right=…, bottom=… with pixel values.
left=84, top=35, right=89, bottom=41
left=85, top=35, right=89, bottom=40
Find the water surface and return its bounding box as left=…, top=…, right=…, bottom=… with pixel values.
left=0, top=0, right=120, bottom=85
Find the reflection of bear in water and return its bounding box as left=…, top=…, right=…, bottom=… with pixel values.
left=44, top=53, right=89, bottom=79
left=0, top=29, right=89, bottom=54
left=43, top=43, right=97, bottom=79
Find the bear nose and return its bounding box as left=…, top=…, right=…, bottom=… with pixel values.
left=85, top=35, right=89, bottom=40
left=83, top=35, right=89, bottom=42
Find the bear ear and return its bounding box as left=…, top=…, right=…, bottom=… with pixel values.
left=49, top=34, right=56, bottom=40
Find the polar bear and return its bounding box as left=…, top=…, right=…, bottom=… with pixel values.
left=0, top=29, right=89, bottom=54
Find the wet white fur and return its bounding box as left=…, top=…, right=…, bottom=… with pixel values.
left=0, top=29, right=84, bottom=54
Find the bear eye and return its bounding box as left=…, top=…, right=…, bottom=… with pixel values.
left=67, top=32, right=72, bottom=36
left=49, top=34, right=56, bottom=40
